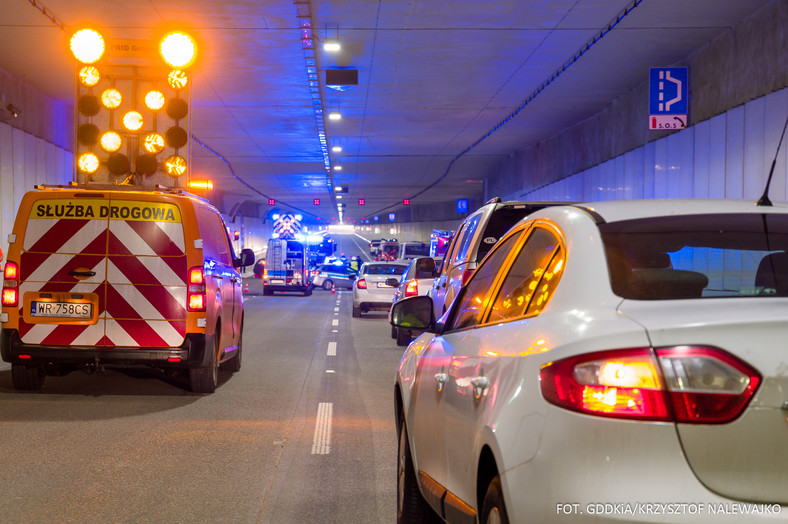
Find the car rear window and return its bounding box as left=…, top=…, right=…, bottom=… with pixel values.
left=600, top=213, right=788, bottom=300
left=364, top=264, right=407, bottom=275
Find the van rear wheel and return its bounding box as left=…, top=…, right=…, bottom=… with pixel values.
left=190, top=333, right=219, bottom=393
left=11, top=364, right=45, bottom=391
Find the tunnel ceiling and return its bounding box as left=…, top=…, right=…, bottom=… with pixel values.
left=0, top=0, right=772, bottom=224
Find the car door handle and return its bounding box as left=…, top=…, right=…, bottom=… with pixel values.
left=434, top=372, right=448, bottom=392
left=471, top=376, right=489, bottom=399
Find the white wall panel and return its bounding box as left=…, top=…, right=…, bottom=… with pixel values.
left=725, top=105, right=745, bottom=199
left=708, top=113, right=727, bottom=198
left=643, top=141, right=656, bottom=199
left=743, top=96, right=766, bottom=200
left=653, top=138, right=668, bottom=198
left=693, top=119, right=711, bottom=198
left=0, top=124, right=15, bottom=258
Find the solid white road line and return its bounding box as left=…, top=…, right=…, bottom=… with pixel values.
left=311, top=402, right=333, bottom=455
left=327, top=341, right=337, bottom=356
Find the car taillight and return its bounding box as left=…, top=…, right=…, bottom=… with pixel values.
left=461, top=268, right=474, bottom=286
left=540, top=346, right=759, bottom=424
left=187, top=266, right=206, bottom=312
left=404, top=279, right=419, bottom=297
left=357, top=278, right=367, bottom=289
left=657, top=346, right=760, bottom=423
left=2, top=262, right=19, bottom=307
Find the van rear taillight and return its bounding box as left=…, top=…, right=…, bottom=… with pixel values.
left=540, top=347, right=760, bottom=424
left=405, top=279, right=419, bottom=297
left=187, top=266, right=206, bottom=312
left=2, top=262, right=20, bottom=307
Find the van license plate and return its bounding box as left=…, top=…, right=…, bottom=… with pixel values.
left=270, top=279, right=284, bottom=284
left=31, top=302, right=92, bottom=319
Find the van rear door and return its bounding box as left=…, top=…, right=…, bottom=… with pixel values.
left=18, top=194, right=109, bottom=346
left=104, top=195, right=187, bottom=348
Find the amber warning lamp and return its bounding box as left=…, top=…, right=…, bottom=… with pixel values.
left=70, top=28, right=197, bottom=187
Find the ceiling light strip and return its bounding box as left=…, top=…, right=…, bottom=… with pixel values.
left=375, top=0, right=645, bottom=214
left=296, top=1, right=339, bottom=221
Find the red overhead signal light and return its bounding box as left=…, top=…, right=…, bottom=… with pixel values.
left=268, top=199, right=275, bottom=206
left=314, top=198, right=320, bottom=205
left=403, top=198, right=410, bottom=205
left=358, top=198, right=365, bottom=206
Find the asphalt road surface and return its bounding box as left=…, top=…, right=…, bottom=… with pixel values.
left=0, top=234, right=402, bottom=523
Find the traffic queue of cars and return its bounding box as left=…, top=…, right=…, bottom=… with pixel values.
left=389, top=198, right=788, bottom=523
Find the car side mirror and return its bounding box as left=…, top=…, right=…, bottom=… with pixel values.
left=235, top=248, right=255, bottom=268
left=385, top=277, right=400, bottom=287
left=389, top=295, right=435, bottom=332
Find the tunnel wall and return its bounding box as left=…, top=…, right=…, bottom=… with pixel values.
left=487, top=0, right=788, bottom=201
left=517, top=86, right=788, bottom=203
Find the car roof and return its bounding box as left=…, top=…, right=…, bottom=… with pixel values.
left=569, top=199, right=788, bottom=223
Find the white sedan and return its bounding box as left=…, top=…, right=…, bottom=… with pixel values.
left=352, top=261, right=408, bottom=317
left=391, top=199, right=788, bottom=523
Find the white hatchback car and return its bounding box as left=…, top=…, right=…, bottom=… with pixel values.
left=389, top=257, right=439, bottom=346
left=352, top=261, right=408, bottom=317
left=391, top=199, right=788, bottom=523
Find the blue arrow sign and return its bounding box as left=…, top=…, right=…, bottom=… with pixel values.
left=649, top=67, right=688, bottom=115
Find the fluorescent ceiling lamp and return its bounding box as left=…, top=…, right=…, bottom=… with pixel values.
left=328, top=111, right=341, bottom=120
left=323, top=38, right=341, bottom=52
left=332, top=145, right=342, bottom=153
left=334, top=165, right=342, bottom=171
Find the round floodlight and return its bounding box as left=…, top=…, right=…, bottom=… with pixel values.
left=79, top=66, right=101, bottom=87
left=70, top=29, right=105, bottom=64
left=145, top=90, right=166, bottom=110
left=77, top=152, right=100, bottom=174
left=136, top=154, right=158, bottom=175
left=168, top=70, right=188, bottom=90
left=100, top=88, right=122, bottom=109
left=165, top=97, right=188, bottom=120
left=77, top=123, right=100, bottom=145
left=77, top=94, right=100, bottom=116
left=123, top=111, right=144, bottom=131
left=163, top=155, right=187, bottom=176
left=143, top=133, right=165, bottom=153
left=100, top=131, right=122, bottom=152
left=165, top=126, right=188, bottom=148
left=107, top=153, right=129, bottom=175
left=160, top=32, right=196, bottom=68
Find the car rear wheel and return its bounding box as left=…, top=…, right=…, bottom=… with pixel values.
left=190, top=332, right=219, bottom=393
left=480, top=476, right=509, bottom=524
left=322, top=279, right=333, bottom=290
left=11, top=364, right=45, bottom=391
left=396, top=328, right=411, bottom=347
left=397, top=411, right=441, bottom=523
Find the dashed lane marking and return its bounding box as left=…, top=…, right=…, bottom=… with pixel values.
left=327, top=341, right=337, bottom=356
left=332, top=319, right=339, bottom=326
left=311, top=402, right=333, bottom=455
